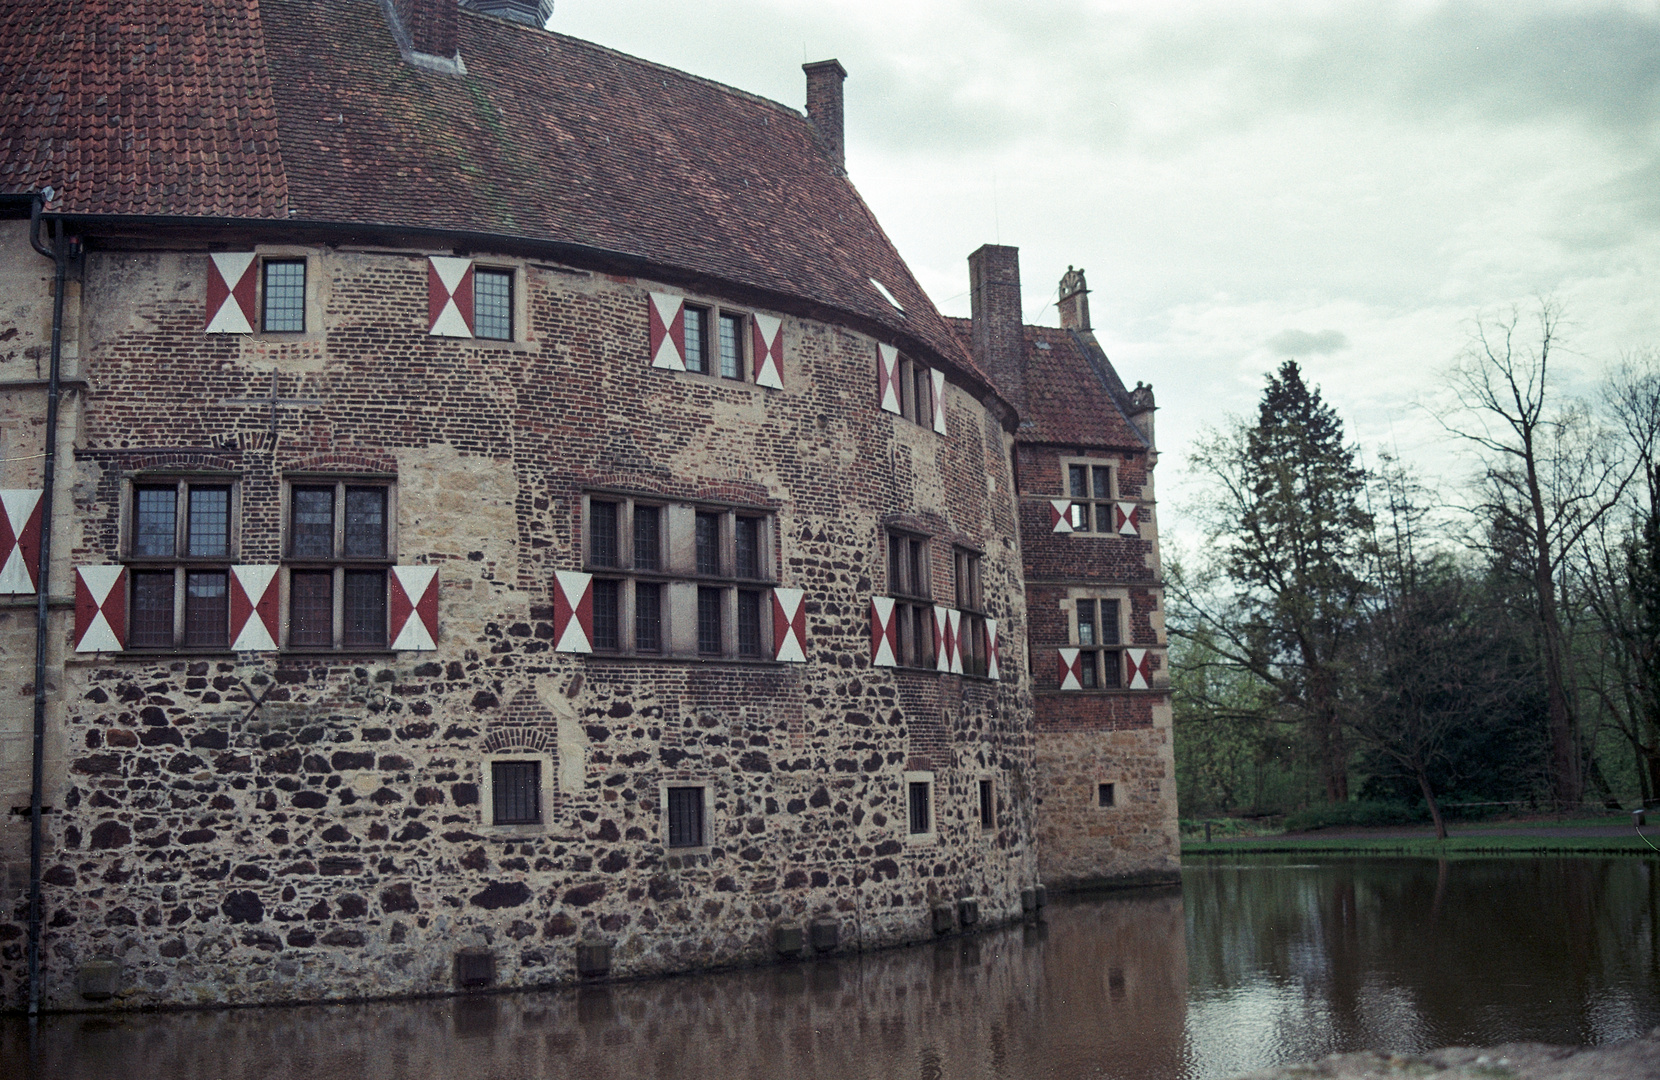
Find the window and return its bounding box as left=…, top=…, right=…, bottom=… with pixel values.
left=284, top=479, right=395, bottom=650
left=492, top=760, right=541, bottom=825
left=1074, top=598, right=1122, bottom=689
left=681, top=303, right=749, bottom=381
left=473, top=268, right=513, bottom=341
left=887, top=531, right=934, bottom=668
left=262, top=259, right=306, bottom=332
left=126, top=479, right=237, bottom=649
left=584, top=495, right=775, bottom=659
left=1098, top=782, right=1116, bottom=808
left=1066, top=462, right=1115, bottom=532
left=954, top=548, right=988, bottom=678
left=897, top=355, right=933, bottom=426
left=979, top=779, right=995, bottom=830
left=909, top=781, right=931, bottom=835
left=666, top=785, right=706, bottom=848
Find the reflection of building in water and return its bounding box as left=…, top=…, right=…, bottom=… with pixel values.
left=14, top=892, right=1190, bottom=1080
left=0, top=0, right=1176, bottom=1009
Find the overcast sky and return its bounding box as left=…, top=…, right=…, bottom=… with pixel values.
left=553, top=0, right=1660, bottom=533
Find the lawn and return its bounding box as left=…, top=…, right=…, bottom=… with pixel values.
left=1180, top=815, right=1660, bottom=856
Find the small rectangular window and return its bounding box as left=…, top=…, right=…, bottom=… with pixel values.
left=667, top=786, right=705, bottom=847
left=126, top=479, right=239, bottom=649
left=1069, top=465, right=1088, bottom=500
left=591, top=579, right=620, bottom=651
left=908, top=781, right=931, bottom=835
left=1101, top=599, right=1121, bottom=645
left=343, top=570, right=387, bottom=648
left=683, top=306, right=708, bottom=373
left=344, top=487, right=387, bottom=558
left=184, top=571, right=229, bottom=647
left=979, top=779, right=994, bottom=830
left=1099, top=782, right=1115, bottom=808
left=262, top=259, right=306, bottom=332
left=695, top=512, right=721, bottom=576
left=492, top=760, right=541, bottom=825
left=735, top=516, right=760, bottom=579
left=590, top=501, right=619, bottom=568
left=633, top=505, right=661, bottom=571
left=291, top=486, right=334, bottom=558
left=697, top=586, right=723, bottom=655
left=133, top=487, right=177, bottom=558
left=186, top=486, right=230, bottom=557
left=635, top=582, right=662, bottom=652
left=473, top=268, right=513, bottom=341
left=718, top=313, right=743, bottom=380
left=129, top=571, right=175, bottom=648
left=737, top=589, right=762, bottom=657
left=290, top=570, right=333, bottom=648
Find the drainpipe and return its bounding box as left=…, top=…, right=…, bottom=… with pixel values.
left=26, top=190, right=65, bottom=1018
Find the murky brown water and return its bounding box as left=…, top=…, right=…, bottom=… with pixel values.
left=4, top=857, right=1656, bottom=1079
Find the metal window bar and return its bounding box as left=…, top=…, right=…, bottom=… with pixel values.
left=908, top=782, right=931, bottom=835
left=667, top=786, right=704, bottom=847
left=979, top=779, right=994, bottom=828
left=492, top=760, right=541, bottom=824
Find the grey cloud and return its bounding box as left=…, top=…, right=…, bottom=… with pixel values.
left=1269, top=329, right=1348, bottom=356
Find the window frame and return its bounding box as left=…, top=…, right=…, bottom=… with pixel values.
left=660, top=781, right=714, bottom=850
left=583, top=492, right=777, bottom=661
left=260, top=257, right=308, bottom=334
left=1071, top=595, right=1125, bottom=690
left=979, top=777, right=996, bottom=832
left=280, top=475, right=398, bottom=653
left=1098, top=781, right=1117, bottom=808
left=904, top=770, right=936, bottom=844
left=479, top=750, right=555, bottom=835
left=1060, top=456, right=1119, bottom=534
left=895, top=354, right=934, bottom=428
left=121, top=474, right=241, bottom=652
left=679, top=301, right=752, bottom=383
left=954, top=547, right=990, bottom=678
left=886, top=529, right=935, bottom=669
left=489, top=759, right=543, bottom=825
left=471, top=265, right=515, bottom=342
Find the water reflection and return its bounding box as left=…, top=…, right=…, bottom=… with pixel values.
left=3, top=859, right=1656, bottom=1080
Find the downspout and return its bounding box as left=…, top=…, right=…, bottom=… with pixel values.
left=26, top=190, right=65, bottom=1018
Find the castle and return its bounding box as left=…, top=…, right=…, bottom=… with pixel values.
left=0, top=0, right=1175, bottom=1010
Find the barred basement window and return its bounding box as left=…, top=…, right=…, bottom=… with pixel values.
left=584, top=494, right=775, bottom=659
left=1066, top=462, right=1115, bottom=532
left=979, top=778, right=995, bottom=830
left=908, top=780, right=932, bottom=835
left=126, top=478, right=238, bottom=649
left=473, top=268, right=513, bottom=341
left=666, top=785, right=706, bottom=847
left=1098, top=782, right=1116, bottom=808
left=1075, top=598, right=1122, bottom=689
left=682, top=303, right=750, bottom=382
left=492, top=760, right=542, bottom=824
left=262, top=259, right=306, bottom=332
left=887, top=530, right=934, bottom=668
left=284, top=479, right=396, bottom=650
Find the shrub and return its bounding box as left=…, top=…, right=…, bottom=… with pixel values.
left=1283, top=800, right=1425, bottom=832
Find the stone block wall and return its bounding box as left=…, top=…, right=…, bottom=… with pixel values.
left=1034, top=714, right=1179, bottom=888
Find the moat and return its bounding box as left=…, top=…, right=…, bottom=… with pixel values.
left=5, top=857, right=1656, bottom=1079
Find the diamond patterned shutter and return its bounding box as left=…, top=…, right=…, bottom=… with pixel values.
left=870, top=596, right=898, bottom=667
left=1049, top=500, right=1074, bottom=533
left=985, top=618, right=1000, bottom=680
left=1116, top=503, right=1139, bottom=536
left=1057, top=647, right=1083, bottom=691
left=390, top=566, right=439, bottom=650
left=228, top=565, right=280, bottom=650
left=205, top=253, right=257, bottom=334
left=930, top=368, right=948, bottom=434
left=0, top=489, right=44, bottom=595
left=772, top=587, right=807, bottom=662
left=648, top=292, right=687, bottom=370
left=428, top=257, right=475, bottom=337
left=1125, top=648, right=1154, bottom=690
left=947, top=609, right=963, bottom=673
left=553, top=570, right=593, bottom=653
left=933, top=606, right=952, bottom=672
left=752, top=314, right=784, bottom=389
left=74, top=566, right=127, bottom=652
left=876, top=344, right=901, bottom=414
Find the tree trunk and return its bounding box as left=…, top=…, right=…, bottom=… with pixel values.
left=1416, top=768, right=1447, bottom=841
left=1536, top=541, right=1581, bottom=807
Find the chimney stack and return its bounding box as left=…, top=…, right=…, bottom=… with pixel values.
left=803, top=60, right=848, bottom=173
left=969, top=244, right=1025, bottom=415
left=1058, top=266, right=1090, bottom=331
left=390, top=0, right=458, bottom=59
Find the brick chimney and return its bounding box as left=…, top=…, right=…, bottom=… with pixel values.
left=386, top=0, right=458, bottom=65
left=803, top=60, right=848, bottom=173
left=1058, top=266, right=1090, bottom=331
left=969, top=244, right=1025, bottom=415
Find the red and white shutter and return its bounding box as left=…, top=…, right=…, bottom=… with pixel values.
left=752, top=314, right=784, bottom=389
left=390, top=566, right=440, bottom=650
left=1116, top=502, right=1139, bottom=536
left=1050, top=500, right=1074, bottom=533
left=228, top=565, right=280, bottom=651
left=553, top=570, right=593, bottom=653
left=930, top=369, right=948, bottom=434
left=205, top=253, right=257, bottom=334
left=74, top=566, right=127, bottom=652
left=648, top=292, right=687, bottom=370
left=1125, top=648, right=1153, bottom=690
left=985, top=618, right=1000, bottom=681
left=1057, top=647, right=1083, bottom=691
left=0, top=489, right=44, bottom=595
left=870, top=596, right=898, bottom=667
left=428, top=257, right=475, bottom=337
left=772, top=587, right=806, bottom=662
left=933, top=606, right=952, bottom=673
left=947, top=609, right=963, bottom=673
left=877, top=344, right=901, bottom=414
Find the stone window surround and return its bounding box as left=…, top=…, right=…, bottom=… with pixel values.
left=479, top=748, right=556, bottom=836
left=1057, top=453, right=1127, bottom=536
left=117, top=470, right=243, bottom=652
left=446, top=256, right=533, bottom=348
left=677, top=299, right=754, bottom=383
left=977, top=774, right=996, bottom=833
left=581, top=490, right=777, bottom=661
left=279, top=473, right=399, bottom=653
left=1064, top=587, right=1129, bottom=693
left=243, top=245, right=322, bottom=343
left=658, top=779, right=715, bottom=851
left=903, top=769, right=936, bottom=845
left=1096, top=778, right=1120, bottom=809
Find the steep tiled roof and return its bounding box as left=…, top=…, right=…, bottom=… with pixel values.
left=0, top=0, right=983, bottom=386
left=0, top=0, right=289, bottom=217
left=946, top=317, right=1148, bottom=449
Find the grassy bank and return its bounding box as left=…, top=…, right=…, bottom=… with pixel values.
left=1181, top=815, right=1660, bottom=856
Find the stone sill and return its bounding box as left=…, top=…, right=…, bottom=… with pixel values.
left=66, top=648, right=401, bottom=663
left=582, top=653, right=788, bottom=668
left=1035, top=688, right=1168, bottom=697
